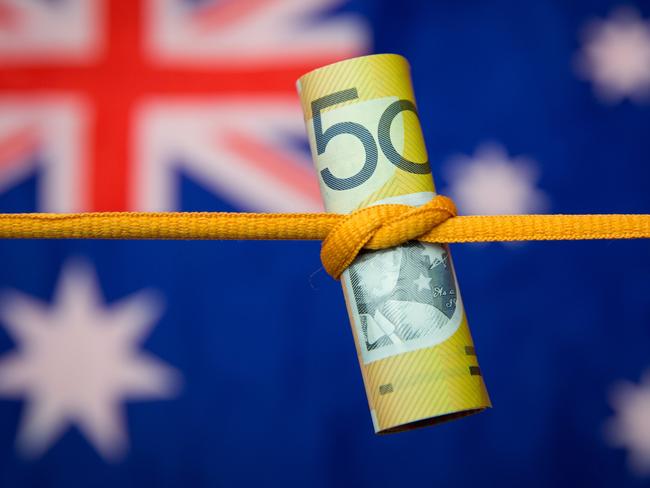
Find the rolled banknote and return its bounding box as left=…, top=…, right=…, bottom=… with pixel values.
left=297, top=53, right=491, bottom=433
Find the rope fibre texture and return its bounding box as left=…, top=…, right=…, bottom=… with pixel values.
left=0, top=195, right=648, bottom=278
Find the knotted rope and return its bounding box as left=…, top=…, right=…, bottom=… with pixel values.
left=0, top=195, right=648, bottom=279
left=321, top=195, right=457, bottom=278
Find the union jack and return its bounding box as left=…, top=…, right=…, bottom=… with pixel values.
left=0, top=0, right=369, bottom=212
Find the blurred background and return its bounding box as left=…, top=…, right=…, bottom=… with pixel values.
left=0, top=0, right=649, bottom=486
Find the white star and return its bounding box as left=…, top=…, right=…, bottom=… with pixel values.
left=604, top=370, right=650, bottom=476
left=576, top=7, right=650, bottom=103
left=413, top=273, right=432, bottom=291
left=443, top=143, right=548, bottom=216
left=0, top=259, right=181, bottom=462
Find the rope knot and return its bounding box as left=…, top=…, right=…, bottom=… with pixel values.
left=321, top=195, right=457, bottom=279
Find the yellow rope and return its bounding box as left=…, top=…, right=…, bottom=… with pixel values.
left=0, top=195, right=648, bottom=278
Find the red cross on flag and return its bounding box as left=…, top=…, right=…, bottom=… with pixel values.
left=0, top=0, right=369, bottom=212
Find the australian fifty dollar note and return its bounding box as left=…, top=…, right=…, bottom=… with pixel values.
left=297, top=54, right=491, bottom=433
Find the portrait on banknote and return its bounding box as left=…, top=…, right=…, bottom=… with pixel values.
left=346, top=241, right=463, bottom=363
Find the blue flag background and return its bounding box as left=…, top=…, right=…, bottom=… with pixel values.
left=0, top=0, right=649, bottom=487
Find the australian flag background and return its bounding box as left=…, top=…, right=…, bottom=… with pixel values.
left=0, top=0, right=649, bottom=486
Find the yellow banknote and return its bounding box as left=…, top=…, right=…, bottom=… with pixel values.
left=298, top=54, right=491, bottom=433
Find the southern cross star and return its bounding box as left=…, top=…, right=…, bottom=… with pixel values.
left=605, top=370, right=650, bottom=476
left=576, top=7, right=650, bottom=103
left=0, top=259, right=181, bottom=461
left=443, top=143, right=548, bottom=217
